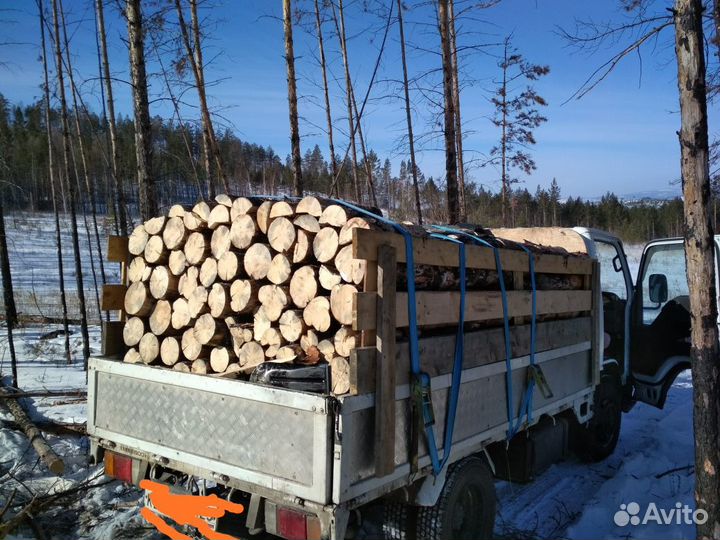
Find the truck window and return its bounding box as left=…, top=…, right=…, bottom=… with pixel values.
left=639, top=243, right=688, bottom=325
left=596, top=241, right=627, bottom=300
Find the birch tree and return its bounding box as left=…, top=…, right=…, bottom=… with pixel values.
left=283, top=0, right=303, bottom=196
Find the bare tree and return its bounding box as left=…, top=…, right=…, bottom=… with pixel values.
left=283, top=0, right=303, bottom=197
left=0, top=197, right=18, bottom=388
left=51, top=0, right=90, bottom=368
left=674, top=0, right=720, bottom=536
left=313, top=0, right=338, bottom=183
left=126, top=0, right=158, bottom=221
left=448, top=0, right=466, bottom=221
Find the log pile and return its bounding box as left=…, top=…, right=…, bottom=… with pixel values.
left=114, top=195, right=593, bottom=396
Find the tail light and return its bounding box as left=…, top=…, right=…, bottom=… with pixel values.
left=276, top=507, right=321, bottom=540
left=104, top=451, right=133, bottom=483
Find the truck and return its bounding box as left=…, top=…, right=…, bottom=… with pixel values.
left=87, top=225, right=694, bottom=540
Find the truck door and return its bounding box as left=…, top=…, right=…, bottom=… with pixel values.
left=631, top=239, right=692, bottom=408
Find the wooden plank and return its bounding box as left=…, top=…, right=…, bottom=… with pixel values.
left=374, top=244, right=396, bottom=476
left=107, top=235, right=129, bottom=262
left=101, top=284, right=127, bottom=311
left=349, top=317, right=592, bottom=395
left=491, top=227, right=589, bottom=254
left=360, top=260, right=378, bottom=347
left=101, top=320, right=125, bottom=357
left=353, top=228, right=593, bottom=275
left=353, top=290, right=593, bottom=331
left=591, top=261, right=602, bottom=386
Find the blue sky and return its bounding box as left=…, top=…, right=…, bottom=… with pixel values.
left=1, top=0, right=714, bottom=199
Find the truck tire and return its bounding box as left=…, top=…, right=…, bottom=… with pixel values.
left=576, top=370, right=622, bottom=462
left=382, top=502, right=415, bottom=540
left=416, top=457, right=496, bottom=540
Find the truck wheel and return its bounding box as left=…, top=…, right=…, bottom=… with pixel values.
left=382, top=502, right=415, bottom=540
left=416, top=457, right=496, bottom=540
left=577, top=371, right=622, bottom=462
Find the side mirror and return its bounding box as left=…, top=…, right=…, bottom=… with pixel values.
left=649, top=274, right=668, bottom=304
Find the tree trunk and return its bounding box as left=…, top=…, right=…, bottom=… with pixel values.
left=673, top=1, right=720, bottom=537
left=126, top=0, right=158, bottom=221
left=52, top=0, right=91, bottom=369
left=38, top=0, right=71, bottom=364
left=96, top=0, right=128, bottom=235
left=437, top=0, right=459, bottom=224
left=0, top=199, right=18, bottom=388
left=314, top=0, right=338, bottom=184
left=397, top=0, right=423, bottom=224
left=448, top=0, right=466, bottom=221
left=501, top=41, right=509, bottom=226
left=283, top=0, right=303, bottom=197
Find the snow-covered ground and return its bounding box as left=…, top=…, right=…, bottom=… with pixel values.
left=0, top=233, right=698, bottom=539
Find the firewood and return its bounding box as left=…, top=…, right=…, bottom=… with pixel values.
left=225, top=316, right=253, bottom=345
left=289, top=265, right=317, bottom=308
left=237, top=341, right=265, bottom=371
left=184, top=201, right=211, bottom=231
left=215, top=193, right=233, bottom=207
left=253, top=306, right=272, bottom=341
left=208, top=283, right=232, bottom=318
left=292, top=229, right=312, bottom=264
left=243, top=243, right=272, bottom=280
left=273, top=345, right=299, bottom=362
left=144, top=235, right=167, bottom=264
left=296, top=195, right=322, bottom=216
left=144, top=216, right=166, bottom=235
left=268, top=217, right=296, bottom=252
left=192, top=359, right=209, bottom=374
left=330, top=284, right=356, bottom=325
left=124, top=347, right=142, bottom=364
left=171, top=297, right=192, bottom=330
left=260, top=327, right=285, bottom=350
left=335, top=245, right=366, bottom=285
left=149, top=266, right=179, bottom=300
left=270, top=200, right=294, bottom=218
left=319, top=264, right=341, bottom=290
left=267, top=253, right=292, bottom=285
left=179, top=266, right=200, bottom=299
left=303, top=296, right=331, bottom=332
left=162, top=216, right=188, bottom=250
left=258, top=284, right=289, bottom=321
left=279, top=309, right=305, bottom=342
left=128, top=224, right=149, bottom=255
left=168, top=204, right=187, bottom=218
left=330, top=356, right=350, bottom=394
left=300, top=330, right=318, bottom=354
left=313, top=227, right=339, bottom=263
left=317, top=339, right=335, bottom=360
left=256, top=200, right=273, bottom=234
left=173, top=361, right=191, bottom=372
left=124, top=282, right=153, bottom=316
left=230, top=279, right=258, bottom=314
left=139, top=332, right=160, bottom=364
left=210, top=346, right=236, bottom=372
left=339, top=217, right=370, bottom=245
left=123, top=316, right=145, bottom=346
left=216, top=363, right=242, bottom=378
left=149, top=299, right=172, bottom=335
left=160, top=336, right=181, bottom=366
left=128, top=256, right=151, bottom=283
left=194, top=313, right=225, bottom=345
left=184, top=231, right=210, bottom=265
left=230, top=197, right=255, bottom=220
left=187, top=286, right=209, bottom=318
left=217, top=251, right=240, bottom=281
left=199, top=257, right=218, bottom=287
left=293, top=214, right=320, bottom=234
left=181, top=328, right=205, bottom=361
left=230, top=214, right=256, bottom=249
left=211, top=225, right=232, bottom=259
left=168, top=250, right=188, bottom=276
left=319, top=204, right=347, bottom=227
left=208, top=204, right=230, bottom=229
left=334, top=327, right=358, bottom=358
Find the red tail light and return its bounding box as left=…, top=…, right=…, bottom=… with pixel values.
left=104, top=451, right=132, bottom=483
left=276, top=507, right=321, bottom=540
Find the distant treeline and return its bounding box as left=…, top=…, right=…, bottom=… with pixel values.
left=0, top=94, right=686, bottom=243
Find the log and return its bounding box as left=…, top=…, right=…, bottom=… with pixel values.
left=128, top=224, right=149, bottom=255
left=279, top=309, right=305, bottom=342
left=181, top=327, right=207, bottom=361
left=267, top=253, right=292, bottom=285
left=192, top=359, right=209, bottom=374
left=330, top=356, right=350, bottom=394
left=319, top=264, right=341, bottom=291
left=139, top=332, right=160, bottom=364
left=210, top=346, right=235, bottom=372
left=144, top=216, right=166, bottom=235
left=294, top=214, right=320, bottom=233
left=194, top=313, right=226, bottom=345
left=200, top=257, right=218, bottom=287
left=330, top=284, right=356, bottom=325
left=230, top=279, right=258, bottom=314
left=226, top=316, right=253, bottom=356
left=160, top=336, right=181, bottom=366
left=184, top=201, right=211, bottom=231
left=289, top=265, right=317, bottom=308
left=230, top=214, right=256, bottom=249
left=123, top=316, right=145, bottom=346
left=208, top=282, right=232, bottom=318
left=296, top=195, right=323, bottom=216
left=184, top=232, right=210, bottom=265
left=230, top=197, right=255, bottom=220
left=268, top=217, right=296, bottom=252
left=179, top=266, right=200, bottom=299
left=313, top=227, right=339, bottom=263
left=171, top=297, right=192, bottom=330
left=168, top=250, right=188, bottom=276
left=207, top=204, right=230, bottom=229
left=339, top=217, right=370, bottom=245
left=124, top=347, right=142, bottom=364
left=253, top=306, right=272, bottom=341
left=149, top=266, right=179, bottom=300
left=162, top=216, right=188, bottom=249
left=292, top=229, right=312, bottom=264
left=187, top=286, right=209, bottom=319
left=260, top=327, right=285, bottom=352
left=217, top=251, right=240, bottom=281
left=237, top=341, right=265, bottom=371
left=124, top=282, right=154, bottom=316
left=0, top=384, right=65, bottom=475
left=149, top=299, right=172, bottom=335
left=335, top=245, right=365, bottom=285
left=274, top=345, right=300, bottom=362
left=303, top=296, right=331, bottom=332
left=215, top=193, right=233, bottom=207
left=300, top=330, right=318, bottom=354
left=258, top=284, right=289, bottom=321
left=128, top=256, right=151, bottom=283
left=173, top=361, right=191, bottom=372
left=168, top=204, right=188, bottom=218
left=319, top=204, right=347, bottom=227
left=318, top=339, right=335, bottom=360
left=243, top=243, right=272, bottom=280
left=270, top=200, right=295, bottom=218
left=144, top=235, right=167, bottom=264
left=334, top=327, right=358, bottom=358
left=211, top=225, right=232, bottom=259
left=256, top=200, right=273, bottom=234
